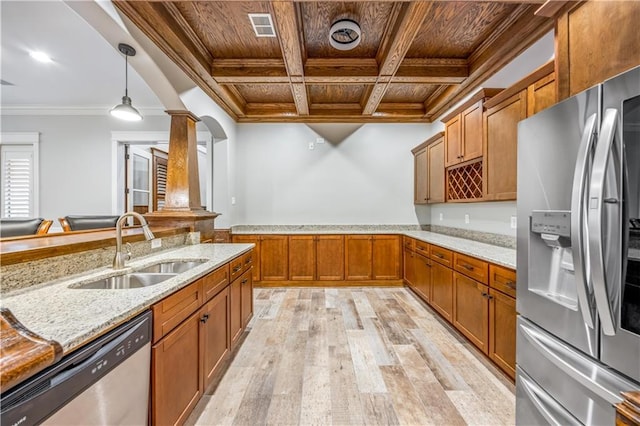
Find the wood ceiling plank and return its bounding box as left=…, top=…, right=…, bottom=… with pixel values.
left=308, top=84, right=367, bottom=104
left=162, top=2, right=213, bottom=66
left=382, top=84, right=438, bottom=104
left=270, top=1, right=308, bottom=115
left=234, top=83, right=294, bottom=103
left=363, top=1, right=433, bottom=115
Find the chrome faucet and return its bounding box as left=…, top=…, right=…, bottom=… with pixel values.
left=113, top=212, right=155, bottom=269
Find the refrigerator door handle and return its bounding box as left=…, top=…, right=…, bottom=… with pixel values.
left=518, top=369, right=582, bottom=426
left=588, top=108, right=620, bottom=336
left=570, top=113, right=598, bottom=328
left=519, top=319, right=636, bottom=405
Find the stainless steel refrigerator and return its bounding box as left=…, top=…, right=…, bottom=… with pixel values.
left=516, top=65, right=640, bottom=425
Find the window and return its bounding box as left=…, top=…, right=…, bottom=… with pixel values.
left=0, top=133, right=39, bottom=218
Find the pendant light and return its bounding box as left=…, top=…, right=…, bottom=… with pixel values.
left=110, top=43, right=143, bottom=121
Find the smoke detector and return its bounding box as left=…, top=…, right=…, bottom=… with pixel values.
left=329, top=19, right=361, bottom=51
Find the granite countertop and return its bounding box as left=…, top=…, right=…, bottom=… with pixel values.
left=404, top=231, right=516, bottom=269
left=232, top=225, right=516, bottom=269
left=0, top=244, right=253, bottom=354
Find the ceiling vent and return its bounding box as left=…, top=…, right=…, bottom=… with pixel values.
left=248, top=13, right=276, bottom=37
left=329, top=19, right=361, bottom=51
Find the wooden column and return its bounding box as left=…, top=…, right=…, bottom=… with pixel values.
left=145, top=110, right=219, bottom=242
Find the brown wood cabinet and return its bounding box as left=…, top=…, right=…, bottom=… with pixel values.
left=288, top=235, right=315, bottom=281
left=413, top=145, right=428, bottom=204
left=413, top=252, right=432, bottom=303
left=152, top=310, right=202, bottom=426
left=488, top=288, right=516, bottom=379
left=427, top=137, right=445, bottom=203
left=151, top=250, right=254, bottom=425
left=444, top=100, right=484, bottom=166
left=430, top=260, right=453, bottom=322
left=231, top=235, right=261, bottom=282
left=483, top=61, right=556, bottom=201
left=453, top=272, right=489, bottom=354
left=260, top=235, right=288, bottom=281
left=554, top=1, right=640, bottom=101
left=316, top=235, right=344, bottom=280
left=444, top=113, right=462, bottom=167
left=453, top=252, right=488, bottom=284
left=372, top=235, right=401, bottom=280
left=202, top=287, right=230, bottom=390
left=403, top=247, right=416, bottom=288
left=345, top=235, right=373, bottom=280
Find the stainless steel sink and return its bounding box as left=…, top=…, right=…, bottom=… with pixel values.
left=72, top=273, right=177, bottom=290
left=135, top=259, right=207, bottom=274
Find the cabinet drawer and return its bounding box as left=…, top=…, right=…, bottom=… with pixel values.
left=403, top=236, right=415, bottom=251
left=489, top=264, right=517, bottom=298
left=241, top=250, right=254, bottom=274
left=203, top=264, right=230, bottom=301
left=152, top=280, right=202, bottom=343
left=229, top=255, right=244, bottom=282
left=453, top=253, right=488, bottom=284
left=430, top=245, right=453, bottom=267
left=414, top=240, right=430, bottom=257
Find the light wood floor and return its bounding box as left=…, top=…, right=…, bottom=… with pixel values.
left=187, top=287, right=515, bottom=426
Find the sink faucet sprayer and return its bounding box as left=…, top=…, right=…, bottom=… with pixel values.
left=113, top=212, right=155, bottom=269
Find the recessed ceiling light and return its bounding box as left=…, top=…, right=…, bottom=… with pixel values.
left=29, top=51, right=52, bottom=63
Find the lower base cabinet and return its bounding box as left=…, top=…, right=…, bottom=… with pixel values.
left=430, top=261, right=453, bottom=322
left=488, top=288, right=516, bottom=378
left=151, top=250, right=253, bottom=426
left=413, top=253, right=431, bottom=302
left=152, top=310, right=202, bottom=426
left=453, top=272, right=489, bottom=354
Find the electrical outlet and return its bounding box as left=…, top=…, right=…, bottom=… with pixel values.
left=439, top=213, right=443, bottom=221
left=464, top=214, right=470, bottom=224
left=316, top=137, right=325, bottom=144
left=511, top=216, right=517, bottom=229
left=308, top=141, right=315, bottom=150
left=151, top=238, right=162, bottom=249
left=231, top=196, right=236, bottom=205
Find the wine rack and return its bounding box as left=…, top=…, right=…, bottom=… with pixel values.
left=447, top=159, right=483, bottom=201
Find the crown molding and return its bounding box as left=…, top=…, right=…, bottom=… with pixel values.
left=0, top=105, right=167, bottom=116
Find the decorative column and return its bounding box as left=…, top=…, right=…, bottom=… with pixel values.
left=144, top=110, right=219, bottom=242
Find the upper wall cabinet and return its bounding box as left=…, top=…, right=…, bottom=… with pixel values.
left=552, top=1, right=640, bottom=100
left=483, top=61, right=555, bottom=201
left=411, top=132, right=445, bottom=205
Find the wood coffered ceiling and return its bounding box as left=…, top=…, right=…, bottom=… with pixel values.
left=113, top=1, right=553, bottom=123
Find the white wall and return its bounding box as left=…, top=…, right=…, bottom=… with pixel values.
left=430, top=201, right=516, bottom=236
left=234, top=122, right=437, bottom=225
left=1, top=114, right=170, bottom=222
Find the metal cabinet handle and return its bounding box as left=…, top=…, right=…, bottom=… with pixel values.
left=233, top=266, right=242, bottom=273
left=200, top=314, right=209, bottom=323
left=506, top=281, right=516, bottom=289
left=570, top=112, right=598, bottom=329
left=462, top=263, right=474, bottom=271
left=425, top=261, right=431, bottom=268
left=241, top=278, right=248, bottom=285
left=434, top=253, right=444, bottom=259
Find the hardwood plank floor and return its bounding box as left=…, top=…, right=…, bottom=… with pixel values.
left=187, top=287, right=515, bottom=426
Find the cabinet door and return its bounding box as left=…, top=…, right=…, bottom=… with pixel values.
left=202, top=287, right=230, bottom=390
left=444, top=115, right=462, bottom=167
left=483, top=91, right=527, bottom=201
left=345, top=235, right=372, bottom=280
left=152, top=311, right=202, bottom=426
left=232, top=235, right=261, bottom=282
left=403, top=247, right=416, bottom=288
left=413, top=253, right=432, bottom=303
left=527, top=72, right=556, bottom=116
left=288, top=235, right=315, bottom=280
left=316, top=235, right=344, bottom=280
left=427, top=139, right=445, bottom=203
left=489, top=289, right=516, bottom=379
left=430, top=261, right=453, bottom=322
left=453, top=272, right=489, bottom=354
left=414, top=147, right=428, bottom=204
left=461, top=100, right=484, bottom=162
left=230, top=276, right=243, bottom=348
left=241, top=271, right=253, bottom=329
left=372, top=235, right=400, bottom=280
left=260, top=235, right=288, bottom=281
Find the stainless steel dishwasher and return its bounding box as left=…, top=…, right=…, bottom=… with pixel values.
left=1, top=310, right=152, bottom=426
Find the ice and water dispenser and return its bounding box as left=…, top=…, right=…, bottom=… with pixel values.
left=528, top=210, right=580, bottom=309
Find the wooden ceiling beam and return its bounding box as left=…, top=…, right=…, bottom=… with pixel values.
left=270, top=1, right=309, bottom=115
left=113, top=1, right=245, bottom=118
left=395, top=58, right=468, bottom=84
left=363, top=1, right=433, bottom=115
left=425, top=4, right=553, bottom=120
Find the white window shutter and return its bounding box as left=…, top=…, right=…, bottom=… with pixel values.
left=1, top=146, right=35, bottom=218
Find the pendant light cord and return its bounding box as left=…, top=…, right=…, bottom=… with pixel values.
left=124, top=53, right=129, bottom=98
